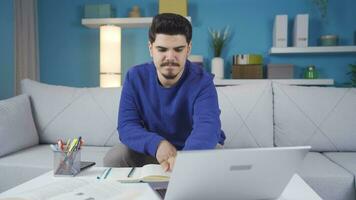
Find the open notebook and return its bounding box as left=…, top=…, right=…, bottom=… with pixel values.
left=106, top=164, right=171, bottom=183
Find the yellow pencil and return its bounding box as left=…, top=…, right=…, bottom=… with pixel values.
left=68, top=138, right=78, bottom=152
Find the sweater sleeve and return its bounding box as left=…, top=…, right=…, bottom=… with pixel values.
left=118, top=72, right=164, bottom=157
left=183, top=80, right=221, bottom=150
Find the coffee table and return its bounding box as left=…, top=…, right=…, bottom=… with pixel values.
left=0, top=167, right=322, bottom=200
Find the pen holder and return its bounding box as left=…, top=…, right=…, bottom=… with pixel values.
left=53, top=149, right=81, bottom=176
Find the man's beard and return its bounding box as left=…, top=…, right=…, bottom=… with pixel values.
left=160, top=61, right=180, bottom=80
left=161, top=72, right=179, bottom=80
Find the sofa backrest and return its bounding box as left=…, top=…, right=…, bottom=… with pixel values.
left=273, top=83, right=356, bottom=151
left=217, top=82, right=274, bottom=148
left=21, top=79, right=275, bottom=149
left=21, top=79, right=121, bottom=146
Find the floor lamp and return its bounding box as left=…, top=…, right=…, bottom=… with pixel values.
left=100, top=25, right=121, bottom=87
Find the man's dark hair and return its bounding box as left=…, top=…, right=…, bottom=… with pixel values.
left=149, top=13, right=192, bottom=44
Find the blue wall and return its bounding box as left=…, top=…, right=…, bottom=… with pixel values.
left=37, top=0, right=356, bottom=87
left=1, top=0, right=356, bottom=99
left=0, top=0, right=14, bottom=100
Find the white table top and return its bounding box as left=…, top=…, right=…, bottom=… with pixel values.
left=0, top=167, right=322, bottom=200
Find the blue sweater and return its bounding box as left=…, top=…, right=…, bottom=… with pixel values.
left=118, top=61, right=225, bottom=157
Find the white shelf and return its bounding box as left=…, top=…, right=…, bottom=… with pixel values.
left=214, top=79, right=334, bottom=86
left=82, top=16, right=191, bottom=29
left=270, top=46, right=356, bottom=54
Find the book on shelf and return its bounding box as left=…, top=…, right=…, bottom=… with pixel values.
left=232, top=64, right=263, bottom=79
left=267, top=64, right=294, bottom=79
left=107, top=164, right=171, bottom=183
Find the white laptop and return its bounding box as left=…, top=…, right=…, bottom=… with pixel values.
left=158, top=146, right=310, bottom=200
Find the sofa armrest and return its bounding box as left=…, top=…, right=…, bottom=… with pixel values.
left=0, top=94, right=39, bottom=157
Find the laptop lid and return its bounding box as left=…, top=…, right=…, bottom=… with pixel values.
left=164, top=146, right=310, bottom=200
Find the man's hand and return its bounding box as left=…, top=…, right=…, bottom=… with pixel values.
left=160, top=156, right=176, bottom=172
left=156, top=140, right=177, bottom=172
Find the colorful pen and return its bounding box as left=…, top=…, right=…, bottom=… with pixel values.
left=127, top=167, right=136, bottom=178
left=50, top=144, right=58, bottom=151
left=65, top=139, right=71, bottom=151
left=76, top=136, right=82, bottom=151
left=68, top=138, right=78, bottom=152
left=103, top=167, right=112, bottom=179
left=97, top=168, right=109, bottom=179
left=57, top=140, right=64, bottom=151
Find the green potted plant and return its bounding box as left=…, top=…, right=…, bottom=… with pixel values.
left=312, top=0, right=328, bottom=20
left=347, top=63, right=356, bottom=87
left=209, top=26, right=230, bottom=79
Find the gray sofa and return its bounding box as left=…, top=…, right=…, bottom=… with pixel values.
left=0, top=79, right=355, bottom=200
left=0, top=79, right=121, bottom=192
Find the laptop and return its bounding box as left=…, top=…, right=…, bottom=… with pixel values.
left=156, top=146, right=310, bottom=200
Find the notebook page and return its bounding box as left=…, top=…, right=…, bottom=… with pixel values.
left=141, top=164, right=170, bottom=181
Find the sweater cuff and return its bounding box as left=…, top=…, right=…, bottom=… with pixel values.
left=146, top=135, right=164, bottom=157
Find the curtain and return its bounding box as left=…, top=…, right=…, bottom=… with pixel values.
left=14, top=0, right=39, bottom=95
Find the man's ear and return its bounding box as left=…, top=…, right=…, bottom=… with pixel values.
left=187, top=42, right=192, bottom=56
left=148, top=42, right=153, bottom=57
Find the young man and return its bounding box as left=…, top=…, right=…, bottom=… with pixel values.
left=104, top=13, right=225, bottom=171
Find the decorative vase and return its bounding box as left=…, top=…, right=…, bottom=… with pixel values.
left=320, top=35, right=338, bottom=46
left=211, top=57, right=224, bottom=79
left=304, top=65, right=318, bottom=79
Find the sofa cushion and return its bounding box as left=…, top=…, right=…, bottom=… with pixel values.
left=216, top=82, right=273, bottom=148
left=297, top=152, right=355, bottom=200
left=0, top=145, right=111, bottom=192
left=21, top=79, right=121, bottom=146
left=0, top=94, right=39, bottom=157
left=324, top=152, right=356, bottom=189
left=273, top=83, right=356, bottom=151
left=324, top=152, right=356, bottom=175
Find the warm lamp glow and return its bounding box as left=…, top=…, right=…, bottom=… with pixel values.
left=100, top=25, right=121, bottom=87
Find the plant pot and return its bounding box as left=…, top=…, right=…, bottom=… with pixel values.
left=320, top=35, right=338, bottom=46
left=211, top=57, right=224, bottom=79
